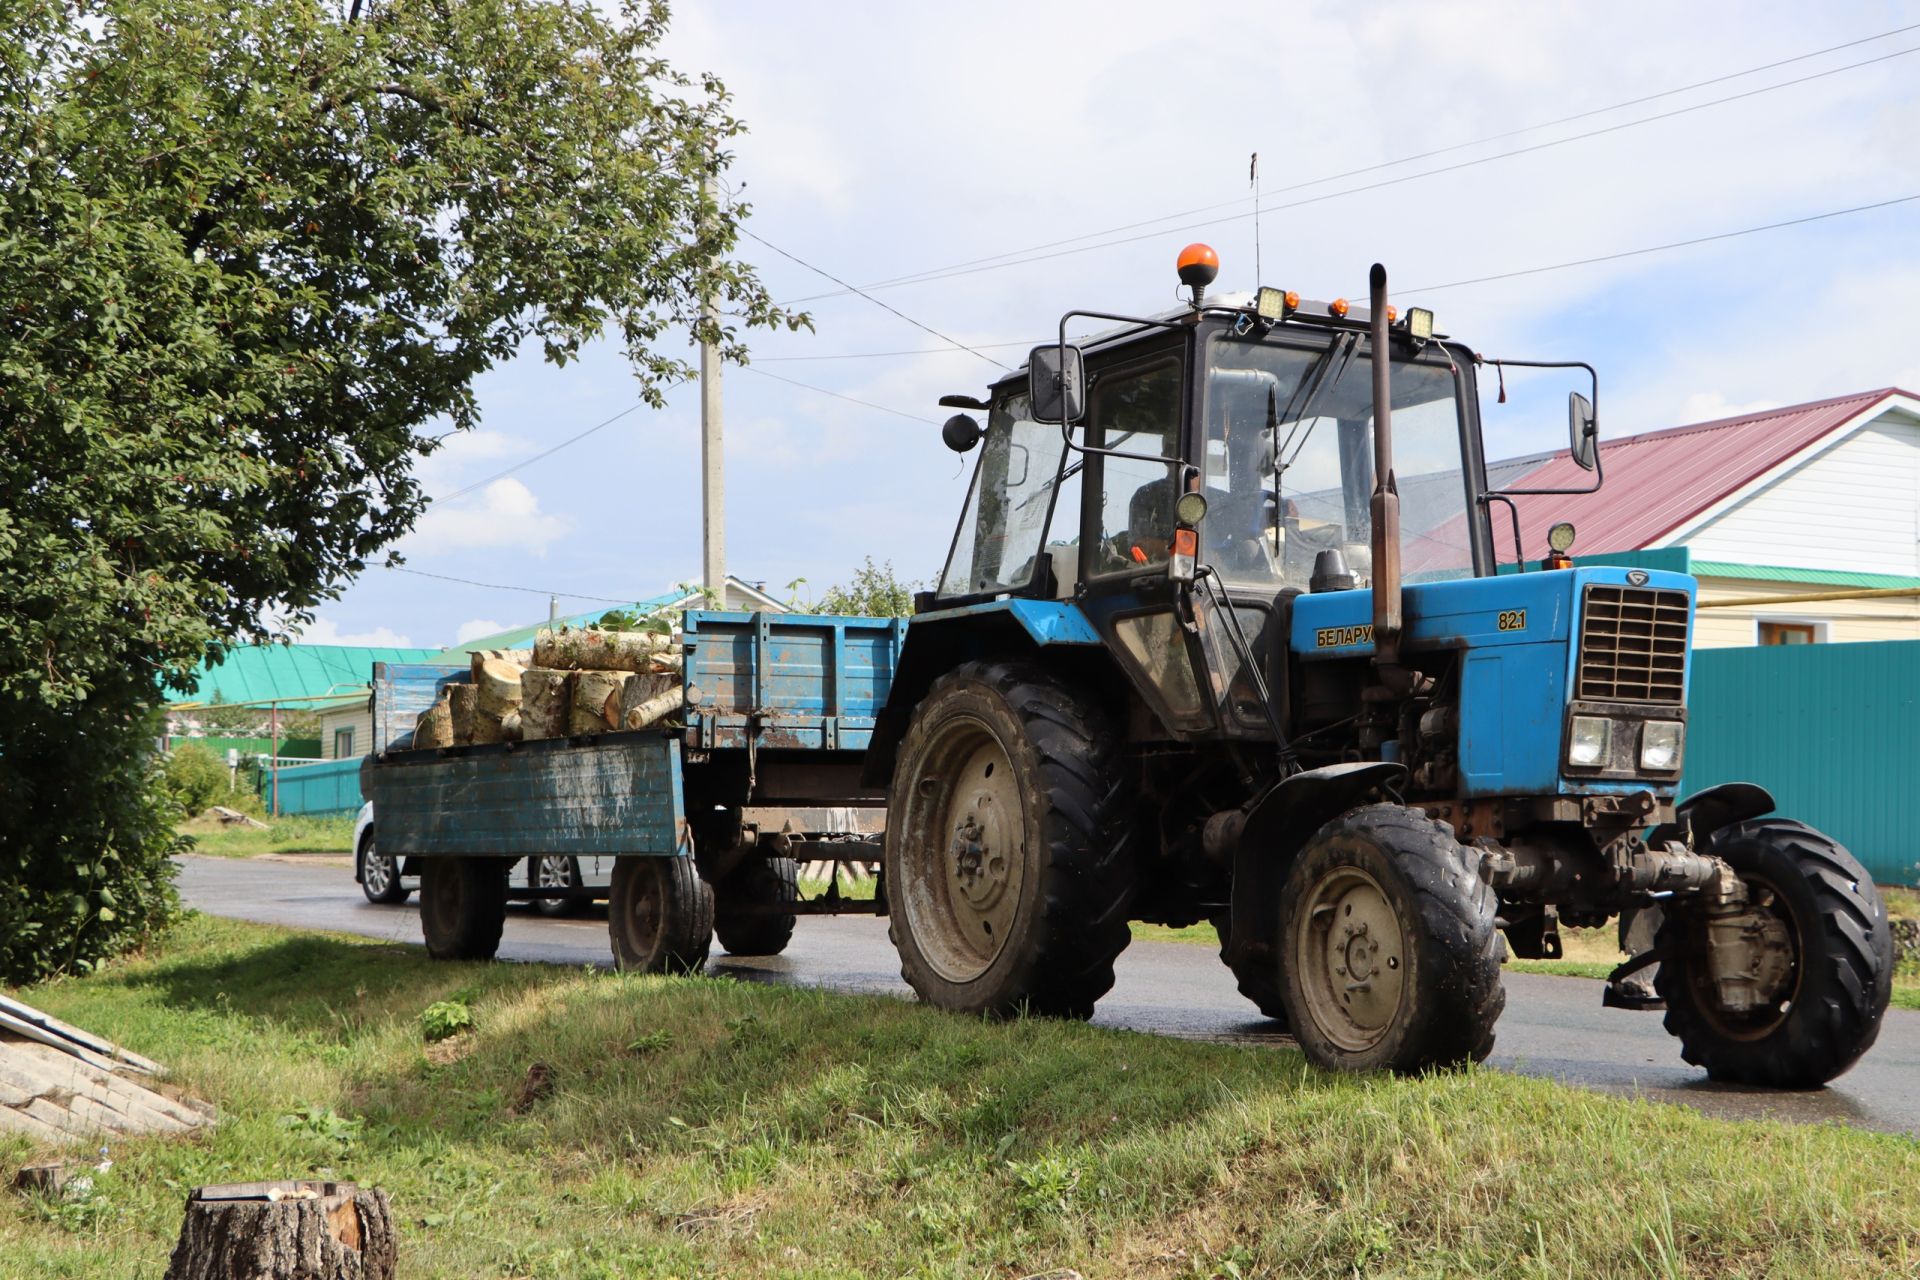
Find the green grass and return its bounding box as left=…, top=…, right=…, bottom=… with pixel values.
left=5, top=917, right=1920, bottom=1277
left=177, top=813, right=357, bottom=858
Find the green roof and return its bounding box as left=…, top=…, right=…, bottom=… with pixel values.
left=169, top=644, right=441, bottom=707
left=1691, top=562, right=1920, bottom=590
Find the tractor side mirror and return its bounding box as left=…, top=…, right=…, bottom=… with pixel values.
left=1569, top=391, right=1598, bottom=471
left=1029, top=344, right=1085, bottom=424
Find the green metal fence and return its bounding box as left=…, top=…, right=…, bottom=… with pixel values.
left=1686, top=640, right=1920, bottom=886
left=263, top=757, right=364, bottom=817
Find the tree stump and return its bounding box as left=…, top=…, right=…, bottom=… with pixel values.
left=164, top=1181, right=395, bottom=1280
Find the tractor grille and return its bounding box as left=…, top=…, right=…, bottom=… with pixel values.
left=1577, top=585, right=1689, bottom=704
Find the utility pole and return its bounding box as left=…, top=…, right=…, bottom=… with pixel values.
left=699, top=169, right=726, bottom=604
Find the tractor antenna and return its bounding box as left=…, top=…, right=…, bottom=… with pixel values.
left=1250, top=152, right=1261, bottom=284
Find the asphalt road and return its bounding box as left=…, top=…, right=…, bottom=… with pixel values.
left=176, top=853, right=1920, bottom=1135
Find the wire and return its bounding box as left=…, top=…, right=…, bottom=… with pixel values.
left=743, top=229, right=1011, bottom=371
left=756, top=338, right=1044, bottom=362
left=740, top=365, right=941, bottom=424
left=785, top=37, right=1920, bottom=302
left=436, top=403, right=645, bottom=503
left=1402, top=192, right=1920, bottom=294
left=383, top=565, right=647, bottom=605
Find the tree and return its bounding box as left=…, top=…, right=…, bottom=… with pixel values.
left=0, top=0, right=801, bottom=981
left=814, top=558, right=919, bottom=618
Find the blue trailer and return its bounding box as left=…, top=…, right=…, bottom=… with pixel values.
left=360, top=611, right=904, bottom=970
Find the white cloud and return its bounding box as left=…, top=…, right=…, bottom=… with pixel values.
left=403, top=478, right=571, bottom=556
left=455, top=618, right=506, bottom=644
left=299, top=618, right=415, bottom=647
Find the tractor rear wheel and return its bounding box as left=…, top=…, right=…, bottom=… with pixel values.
left=419, top=857, right=508, bottom=961
left=608, top=856, right=714, bottom=975
left=1279, top=804, right=1504, bottom=1072
left=1655, top=819, right=1891, bottom=1088
left=713, top=856, right=800, bottom=956
left=885, top=661, right=1134, bottom=1019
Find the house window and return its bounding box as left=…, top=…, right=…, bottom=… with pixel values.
left=334, top=727, right=355, bottom=758
left=1758, top=621, right=1818, bottom=646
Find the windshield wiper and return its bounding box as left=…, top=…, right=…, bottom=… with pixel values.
left=1270, top=331, right=1360, bottom=514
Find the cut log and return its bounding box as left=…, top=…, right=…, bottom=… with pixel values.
left=467, top=647, right=531, bottom=667
left=499, top=710, right=523, bottom=742
left=447, top=684, right=478, bottom=746
left=534, top=627, right=673, bottom=673
left=569, top=669, right=632, bottom=735
left=519, top=668, right=570, bottom=740
left=164, top=1181, right=395, bottom=1280
left=413, top=693, right=453, bottom=750
left=470, top=657, right=525, bottom=719
left=469, top=709, right=504, bottom=746
left=625, top=685, right=686, bottom=731
left=619, top=674, right=677, bottom=728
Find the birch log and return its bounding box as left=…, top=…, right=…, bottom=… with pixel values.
left=447, top=684, right=478, bottom=745
left=469, top=710, right=504, bottom=746
left=619, top=674, right=677, bottom=727
left=467, top=647, right=532, bottom=667
left=499, top=710, right=523, bottom=742
left=520, top=669, right=570, bottom=740
left=471, top=658, right=524, bottom=718
left=625, top=685, right=686, bottom=731
left=414, top=692, right=453, bottom=749
left=534, top=627, right=674, bottom=672
left=568, top=669, right=632, bottom=735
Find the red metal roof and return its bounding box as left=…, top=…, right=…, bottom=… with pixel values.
left=1495, top=387, right=1913, bottom=556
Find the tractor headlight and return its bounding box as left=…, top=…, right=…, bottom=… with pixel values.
left=1567, top=716, right=1613, bottom=768
left=1640, top=721, right=1685, bottom=771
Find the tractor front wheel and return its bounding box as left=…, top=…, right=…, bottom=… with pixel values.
left=1279, top=805, right=1504, bottom=1073
left=885, top=661, right=1134, bottom=1019
left=1655, top=819, right=1891, bottom=1088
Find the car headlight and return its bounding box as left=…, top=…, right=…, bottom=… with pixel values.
left=1567, top=716, right=1613, bottom=767
left=1640, top=721, right=1685, bottom=771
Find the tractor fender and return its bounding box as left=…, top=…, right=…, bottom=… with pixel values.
left=1225, top=761, right=1409, bottom=972
left=1647, top=781, right=1775, bottom=850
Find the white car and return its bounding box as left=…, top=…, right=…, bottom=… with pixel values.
left=352, top=802, right=611, bottom=916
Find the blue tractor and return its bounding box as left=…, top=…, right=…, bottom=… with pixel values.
left=865, top=248, right=1893, bottom=1084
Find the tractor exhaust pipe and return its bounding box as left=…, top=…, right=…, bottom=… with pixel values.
left=1367, top=263, right=1403, bottom=670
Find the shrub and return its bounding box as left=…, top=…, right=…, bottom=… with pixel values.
left=162, top=743, right=228, bottom=818
left=421, top=999, right=475, bottom=1042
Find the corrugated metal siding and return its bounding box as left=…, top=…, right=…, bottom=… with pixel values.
left=1686, top=640, right=1920, bottom=885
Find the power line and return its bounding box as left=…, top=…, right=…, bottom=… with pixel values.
left=741, top=365, right=941, bottom=423
left=755, top=337, right=1043, bottom=362
left=383, top=564, right=645, bottom=605
left=436, top=402, right=645, bottom=503
left=786, top=34, right=1920, bottom=303
left=743, top=229, right=1011, bottom=371
left=1402, top=192, right=1920, bottom=294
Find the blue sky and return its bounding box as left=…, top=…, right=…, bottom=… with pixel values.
left=302, top=1, right=1920, bottom=647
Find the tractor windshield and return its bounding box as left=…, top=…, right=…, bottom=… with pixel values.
left=937, top=391, right=1072, bottom=598
left=1200, top=336, right=1475, bottom=590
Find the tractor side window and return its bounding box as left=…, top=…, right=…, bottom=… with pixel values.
left=937, top=392, right=1071, bottom=599
left=1088, top=356, right=1183, bottom=576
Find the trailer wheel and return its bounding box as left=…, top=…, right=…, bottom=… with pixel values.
left=532, top=855, right=586, bottom=918
left=1655, top=819, right=1891, bottom=1088
left=1279, top=805, right=1504, bottom=1073
left=419, top=857, right=508, bottom=961
left=885, top=661, right=1134, bottom=1020
left=713, top=856, right=799, bottom=956
left=358, top=832, right=409, bottom=905
left=609, top=856, right=714, bottom=974
left=1211, top=912, right=1289, bottom=1026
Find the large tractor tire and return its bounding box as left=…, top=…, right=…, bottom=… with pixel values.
left=884, top=661, right=1135, bottom=1020
left=1278, top=804, right=1504, bottom=1073
left=1654, top=818, right=1891, bottom=1088
left=1211, top=911, right=1289, bottom=1026
left=714, top=856, right=800, bottom=956
left=608, top=855, right=714, bottom=974
left=419, top=857, right=508, bottom=961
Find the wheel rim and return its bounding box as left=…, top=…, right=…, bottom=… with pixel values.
left=363, top=848, right=393, bottom=897
left=1687, top=873, right=1802, bottom=1041
left=1293, top=865, right=1408, bottom=1053
left=619, top=864, right=663, bottom=959
left=537, top=856, right=574, bottom=891
left=901, top=715, right=1025, bottom=983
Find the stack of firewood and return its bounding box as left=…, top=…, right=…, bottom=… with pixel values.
left=411, top=628, right=686, bottom=749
